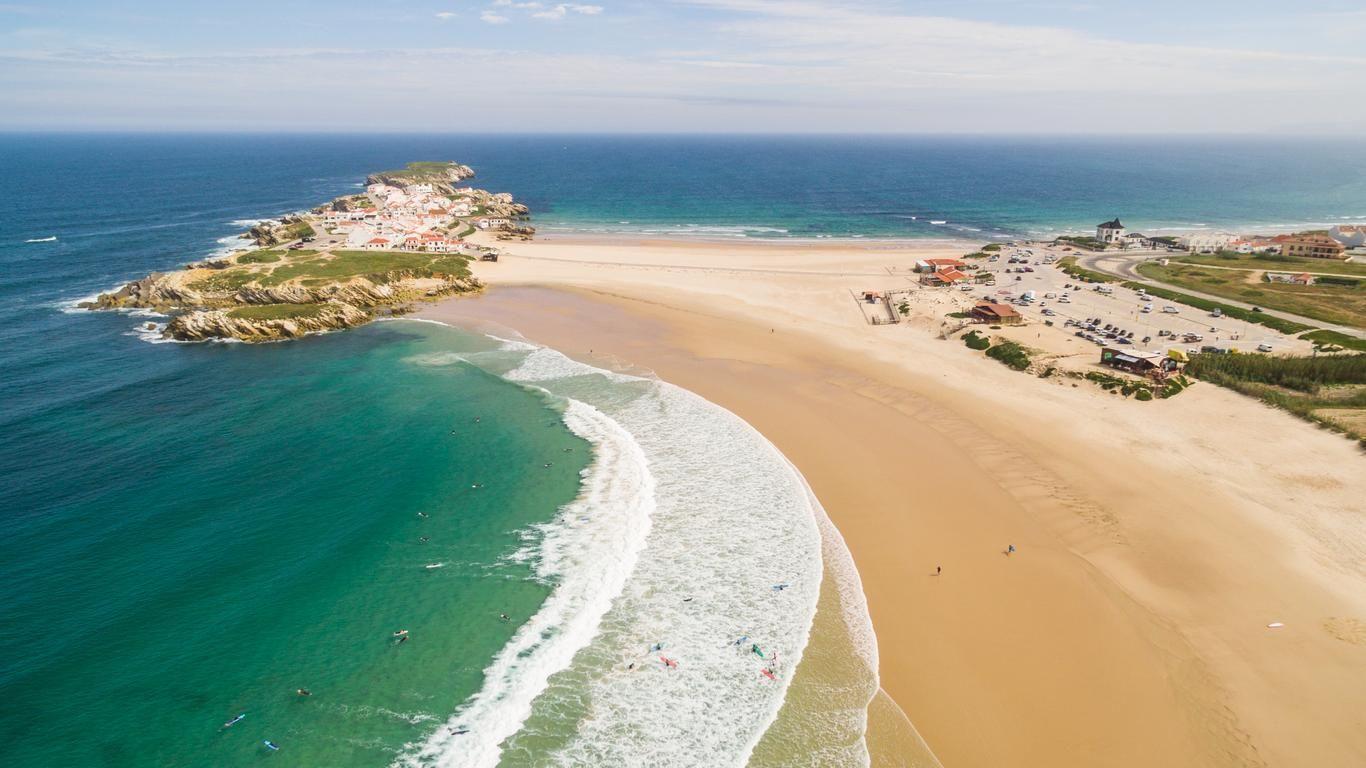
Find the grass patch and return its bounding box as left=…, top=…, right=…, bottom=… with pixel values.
left=237, top=250, right=283, bottom=264
left=985, top=340, right=1032, bottom=371
left=1057, top=256, right=1119, bottom=284
left=982, top=243, right=1001, bottom=252
left=1301, top=330, right=1366, bottom=353
left=1174, top=252, right=1366, bottom=278
left=227, top=303, right=329, bottom=321
left=1123, top=277, right=1314, bottom=334
left=259, top=250, right=471, bottom=287
left=1136, top=262, right=1364, bottom=330
left=1056, top=235, right=1106, bottom=250
left=189, top=271, right=258, bottom=293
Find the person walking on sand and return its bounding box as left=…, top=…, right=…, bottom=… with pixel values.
left=936, top=565, right=942, bottom=576
left=1007, top=544, right=1016, bottom=556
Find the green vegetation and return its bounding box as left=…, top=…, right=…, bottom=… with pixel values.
left=1056, top=235, right=1105, bottom=250
left=1184, top=353, right=1366, bottom=444
left=238, top=250, right=283, bottom=264
left=1301, top=330, right=1366, bottom=353
left=278, top=221, right=315, bottom=242
left=963, top=330, right=991, bottom=350
left=1136, top=262, right=1364, bottom=330
left=1123, top=279, right=1313, bottom=334
left=1057, top=256, right=1118, bottom=284
left=189, top=270, right=258, bottom=293
left=227, top=303, right=329, bottom=321
left=1173, top=252, right=1366, bottom=278
left=982, top=244, right=1002, bottom=252
left=985, top=340, right=1032, bottom=371
left=377, top=161, right=462, bottom=182
left=947, top=311, right=972, bottom=319
left=259, top=251, right=471, bottom=287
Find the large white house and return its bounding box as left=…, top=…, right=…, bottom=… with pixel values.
left=1178, top=232, right=1235, bottom=254
left=1329, top=225, right=1366, bottom=249
left=1096, top=218, right=1125, bottom=245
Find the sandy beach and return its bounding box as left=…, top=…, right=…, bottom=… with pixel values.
left=423, top=234, right=1366, bottom=767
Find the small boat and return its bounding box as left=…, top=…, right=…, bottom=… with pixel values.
left=25, top=236, right=57, bottom=243
left=222, top=713, right=246, bottom=728
left=263, top=740, right=280, bottom=751
left=425, top=562, right=445, bottom=569
left=393, top=629, right=409, bottom=637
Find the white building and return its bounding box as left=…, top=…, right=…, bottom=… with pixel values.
left=1329, top=225, right=1366, bottom=249
left=1096, top=218, right=1125, bottom=245
left=1177, top=232, right=1235, bottom=254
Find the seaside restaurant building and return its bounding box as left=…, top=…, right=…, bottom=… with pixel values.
left=1099, top=347, right=1179, bottom=379
left=970, top=302, right=1023, bottom=325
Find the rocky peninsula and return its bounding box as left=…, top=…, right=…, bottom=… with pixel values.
left=84, top=161, right=531, bottom=342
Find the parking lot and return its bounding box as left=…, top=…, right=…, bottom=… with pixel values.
left=966, top=244, right=1313, bottom=357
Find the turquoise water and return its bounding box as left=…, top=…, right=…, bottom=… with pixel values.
left=0, top=323, right=591, bottom=765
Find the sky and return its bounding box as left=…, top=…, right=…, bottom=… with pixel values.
left=2, top=0, right=1365, bottom=133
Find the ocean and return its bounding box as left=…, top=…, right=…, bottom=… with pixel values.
left=2, top=133, right=1364, bottom=767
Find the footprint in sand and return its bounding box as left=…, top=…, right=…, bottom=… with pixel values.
left=1322, top=617, right=1366, bottom=645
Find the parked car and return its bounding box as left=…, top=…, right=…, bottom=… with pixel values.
left=1141, top=304, right=1153, bottom=313
left=1162, top=306, right=1179, bottom=314
left=1257, top=343, right=1274, bottom=353
left=1042, top=308, right=1056, bottom=316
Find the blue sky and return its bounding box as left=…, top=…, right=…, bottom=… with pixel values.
left=3, top=1, right=1365, bottom=132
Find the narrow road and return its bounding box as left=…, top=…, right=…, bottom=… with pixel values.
left=1069, top=248, right=1366, bottom=340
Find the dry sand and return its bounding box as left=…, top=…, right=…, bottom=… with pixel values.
left=424, top=234, right=1366, bottom=767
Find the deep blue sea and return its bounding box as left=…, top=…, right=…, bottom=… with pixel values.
left=2, top=134, right=1365, bottom=767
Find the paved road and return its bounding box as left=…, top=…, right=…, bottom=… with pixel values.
left=1068, top=247, right=1366, bottom=341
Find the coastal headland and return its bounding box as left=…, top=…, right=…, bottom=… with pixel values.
left=420, top=234, right=1366, bottom=767
left=82, top=161, right=531, bottom=341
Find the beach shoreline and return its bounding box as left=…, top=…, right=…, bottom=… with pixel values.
left=421, top=233, right=1366, bottom=767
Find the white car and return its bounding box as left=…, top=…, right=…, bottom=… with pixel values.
left=1162, top=306, right=1179, bottom=314
left=1141, top=304, right=1153, bottom=313
left=1257, top=343, right=1274, bottom=353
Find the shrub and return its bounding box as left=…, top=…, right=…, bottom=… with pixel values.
left=1135, top=389, right=1154, bottom=401
left=986, top=340, right=1031, bottom=371
left=963, top=330, right=991, bottom=350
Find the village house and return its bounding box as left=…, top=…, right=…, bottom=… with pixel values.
left=362, top=237, right=391, bottom=251
left=1096, top=218, right=1125, bottom=245
left=1267, top=272, right=1316, bottom=286
left=970, top=302, right=1023, bottom=325
left=1122, top=232, right=1151, bottom=249
left=1280, top=233, right=1347, bottom=260
left=1328, top=225, right=1366, bottom=249
left=919, top=268, right=971, bottom=286
left=476, top=217, right=513, bottom=230
left=1178, top=232, right=1235, bottom=254
left=1099, top=347, right=1179, bottom=378
left=914, top=258, right=967, bottom=273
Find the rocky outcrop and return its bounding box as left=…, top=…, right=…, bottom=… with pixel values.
left=249, top=215, right=312, bottom=247
left=483, top=192, right=530, bottom=219
left=366, top=163, right=475, bottom=196
left=165, top=302, right=371, bottom=342
left=81, top=273, right=204, bottom=310
left=234, top=279, right=398, bottom=308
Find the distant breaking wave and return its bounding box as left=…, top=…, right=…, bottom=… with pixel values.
left=399, top=332, right=872, bottom=768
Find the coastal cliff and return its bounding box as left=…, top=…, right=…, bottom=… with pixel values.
left=83, top=161, right=505, bottom=343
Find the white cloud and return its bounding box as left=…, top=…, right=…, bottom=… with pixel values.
left=479, top=9, right=510, bottom=24
left=435, top=11, right=456, bottom=20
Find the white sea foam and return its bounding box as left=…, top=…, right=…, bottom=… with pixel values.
left=396, top=335, right=863, bottom=768
left=399, top=397, right=657, bottom=768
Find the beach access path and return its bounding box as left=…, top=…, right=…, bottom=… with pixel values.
left=422, top=233, right=1366, bottom=768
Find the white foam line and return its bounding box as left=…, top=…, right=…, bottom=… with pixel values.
left=398, top=398, right=657, bottom=768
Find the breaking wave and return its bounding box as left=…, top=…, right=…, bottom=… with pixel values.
left=397, top=332, right=870, bottom=767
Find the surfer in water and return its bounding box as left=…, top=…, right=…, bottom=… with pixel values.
left=296, top=688, right=311, bottom=697
left=499, top=613, right=510, bottom=622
